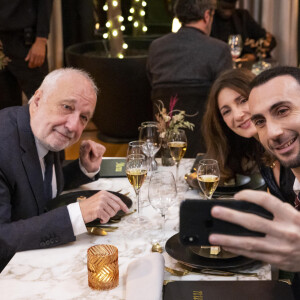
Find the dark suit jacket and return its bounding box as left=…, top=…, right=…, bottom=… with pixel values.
left=0, top=105, right=94, bottom=266
left=147, top=26, right=232, bottom=90
left=147, top=27, right=232, bottom=157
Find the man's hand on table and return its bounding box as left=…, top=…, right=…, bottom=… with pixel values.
left=79, top=190, right=129, bottom=224
left=209, top=190, right=300, bottom=272
left=79, top=140, right=106, bottom=172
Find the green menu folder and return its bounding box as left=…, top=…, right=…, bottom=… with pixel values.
left=99, top=158, right=126, bottom=178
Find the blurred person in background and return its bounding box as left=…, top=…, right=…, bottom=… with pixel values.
left=0, top=0, right=53, bottom=109
left=211, top=0, right=276, bottom=62
left=147, top=0, right=232, bottom=157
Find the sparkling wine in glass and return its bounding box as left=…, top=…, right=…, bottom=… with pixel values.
left=167, top=129, right=187, bottom=183
left=228, top=34, right=243, bottom=68
left=139, top=122, right=161, bottom=172
left=148, top=171, right=177, bottom=245
left=197, top=159, right=220, bottom=199
left=126, top=154, right=148, bottom=224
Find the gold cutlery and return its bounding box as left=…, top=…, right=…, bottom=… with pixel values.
left=151, top=242, right=163, bottom=253
left=87, top=226, right=119, bottom=236
left=86, top=224, right=119, bottom=229
left=165, top=266, right=258, bottom=277
left=87, top=227, right=108, bottom=236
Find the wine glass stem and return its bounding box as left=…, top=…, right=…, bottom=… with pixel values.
left=175, top=162, right=179, bottom=183
left=149, top=156, right=157, bottom=172
left=135, top=189, right=141, bottom=216
left=161, top=213, right=166, bottom=244
left=146, top=156, right=151, bottom=172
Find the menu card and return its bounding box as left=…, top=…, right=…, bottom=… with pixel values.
left=164, top=281, right=294, bottom=300
left=99, top=158, right=126, bottom=177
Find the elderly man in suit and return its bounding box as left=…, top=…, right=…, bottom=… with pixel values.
left=0, top=68, right=128, bottom=271
left=147, top=0, right=232, bottom=157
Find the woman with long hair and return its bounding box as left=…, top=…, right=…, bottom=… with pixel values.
left=202, top=68, right=294, bottom=204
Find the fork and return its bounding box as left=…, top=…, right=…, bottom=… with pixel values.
left=165, top=266, right=258, bottom=277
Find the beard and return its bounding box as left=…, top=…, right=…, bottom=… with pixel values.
left=267, top=132, right=300, bottom=168
left=277, top=152, right=300, bottom=169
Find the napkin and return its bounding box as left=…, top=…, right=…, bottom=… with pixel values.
left=125, top=253, right=165, bottom=300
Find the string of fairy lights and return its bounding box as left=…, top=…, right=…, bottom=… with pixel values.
left=95, top=0, right=148, bottom=58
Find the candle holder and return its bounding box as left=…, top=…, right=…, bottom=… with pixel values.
left=87, top=244, right=119, bottom=290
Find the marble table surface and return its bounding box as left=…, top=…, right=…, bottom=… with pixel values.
left=0, top=158, right=271, bottom=299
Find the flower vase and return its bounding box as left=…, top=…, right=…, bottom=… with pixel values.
left=161, top=138, right=175, bottom=166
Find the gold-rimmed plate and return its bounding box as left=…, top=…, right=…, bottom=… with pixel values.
left=165, top=233, right=258, bottom=270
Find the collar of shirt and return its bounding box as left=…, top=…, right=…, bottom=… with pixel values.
left=35, top=137, right=48, bottom=162
left=293, top=177, right=300, bottom=195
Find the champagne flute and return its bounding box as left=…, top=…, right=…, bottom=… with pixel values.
left=127, top=140, right=150, bottom=208
left=139, top=122, right=161, bottom=172
left=127, top=140, right=145, bottom=155
left=167, top=129, right=187, bottom=183
left=126, top=154, right=149, bottom=224
left=197, top=159, right=220, bottom=199
left=148, top=171, right=177, bottom=244
left=228, top=34, right=243, bottom=68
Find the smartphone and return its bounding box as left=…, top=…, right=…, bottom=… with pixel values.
left=179, top=199, right=273, bottom=246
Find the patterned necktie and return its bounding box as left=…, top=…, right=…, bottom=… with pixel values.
left=295, top=193, right=300, bottom=211
left=43, top=151, right=54, bottom=202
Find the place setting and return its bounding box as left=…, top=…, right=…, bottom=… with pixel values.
left=125, top=124, right=264, bottom=282
left=163, top=158, right=266, bottom=280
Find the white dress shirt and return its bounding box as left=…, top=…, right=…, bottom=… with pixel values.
left=293, top=177, right=300, bottom=196
left=35, top=138, right=99, bottom=236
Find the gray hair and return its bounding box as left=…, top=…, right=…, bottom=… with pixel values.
left=28, top=68, right=98, bottom=103
left=174, top=0, right=217, bottom=25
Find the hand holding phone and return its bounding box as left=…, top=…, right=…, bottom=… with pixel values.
left=180, top=199, right=273, bottom=246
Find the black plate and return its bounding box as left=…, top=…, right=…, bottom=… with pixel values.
left=46, top=190, right=132, bottom=223
left=217, top=174, right=251, bottom=191
left=165, top=233, right=258, bottom=270
left=214, top=173, right=266, bottom=197
left=185, top=173, right=266, bottom=196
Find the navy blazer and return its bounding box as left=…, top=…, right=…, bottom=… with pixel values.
left=0, top=106, right=94, bottom=259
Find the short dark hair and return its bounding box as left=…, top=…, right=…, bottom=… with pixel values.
left=174, top=0, right=216, bottom=25
left=250, top=66, right=300, bottom=90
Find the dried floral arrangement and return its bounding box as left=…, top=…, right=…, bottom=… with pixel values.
left=155, top=96, right=195, bottom=139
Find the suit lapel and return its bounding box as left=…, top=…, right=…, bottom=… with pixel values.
left=18, top=106, right=45, bottom=214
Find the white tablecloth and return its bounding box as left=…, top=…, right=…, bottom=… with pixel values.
left=0, top=159, right=271, bottom=300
